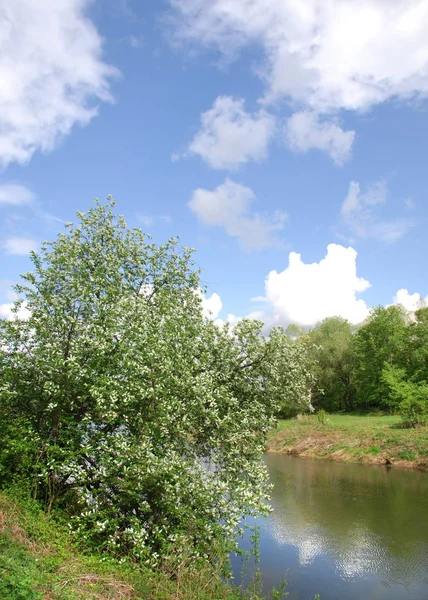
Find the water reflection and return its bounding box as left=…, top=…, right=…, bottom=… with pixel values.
left=234, top=455, right=428, bottom=600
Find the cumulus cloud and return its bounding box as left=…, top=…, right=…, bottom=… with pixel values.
left=187, top=96, right=275, bottom=170
left=285, top=111, right=355, bottom=165
left=199, top=290, right=223, bottom=320
left=0, top=0, right=118, bottom=167
left=340, top=181, right=413, bottom=242
left=0, top=301, right=30, bottom=320
left=170, top=1, right=428, bottom=163
left=170, top=0, right=428, bottom=112
left=0, top=184, right=36, bottom=206
left=2, top=237, right=38, bottom=255
left=188, top=178, right=286, bottom=250
left=262, top=244, right=370, bottom=327
left=393, top=289, right=427, bottom=312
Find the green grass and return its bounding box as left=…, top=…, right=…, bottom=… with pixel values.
left=268, top=414, right=428, bottom=469
left=275, top=413, right=401, bottom=431
left=0, top=492, right=271, bottom=600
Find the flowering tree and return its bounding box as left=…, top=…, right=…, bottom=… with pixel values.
left=0, top=199, right=312, bottom=563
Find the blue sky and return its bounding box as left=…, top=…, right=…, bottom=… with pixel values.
left=1, top=0, right=428, bottom=326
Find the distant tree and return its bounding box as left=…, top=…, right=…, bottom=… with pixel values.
left=382, top=364, right=428, bottom=426
left=307, top=317, right=355, bottom=411
left=382, top=307, right=428, bottom=425
left=352, top=306, right=408, bottom=410
left=406, top=307, right=428, bottom=381
left=285, top=323, right=307, bottom=341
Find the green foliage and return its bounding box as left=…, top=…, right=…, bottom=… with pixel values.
left=284, top=324, right=306, bottom=341
left=351, top=306, right=408, bottom=410
left=398, top=450, right=416, bottom=461
left=405, top=307, right=428, bottom=380
left=302, top=304, right=428, bottom=422
left=283, top=304, right=428, bottom=421
left=267, top=328, right=314, bottom=418
left=382, top=364, right=428, bottom=427
left=0, top=539, right=43, bottom=600
left=0, top=492, right=271, bottom=600
left=307, top=317, right=356, bottom=412
left=316, top=409, right=329, bottom=425
left=0, top=199, right=312, bottom=566
left=0, top=417, right=40, bottom=489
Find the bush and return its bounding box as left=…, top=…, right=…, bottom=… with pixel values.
left=399, top=389, right=428, bottom=427
left=382, top=364, right=428, bottom=427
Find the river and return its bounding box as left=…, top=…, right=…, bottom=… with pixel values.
left=232, top=455, right=428, bottom=600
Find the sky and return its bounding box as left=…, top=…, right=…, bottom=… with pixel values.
left=1, top=0, right=428, bottom=327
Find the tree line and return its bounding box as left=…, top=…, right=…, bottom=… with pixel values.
left=288, top=306, right=428, bottom=426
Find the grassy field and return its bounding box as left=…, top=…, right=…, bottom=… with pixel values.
left=267, top=414, right=428, bottom=469
left=0, top=493, right=269, bottom=600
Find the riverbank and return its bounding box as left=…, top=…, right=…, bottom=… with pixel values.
left=0, top=493, right=261, bottom=600
left=267, top=414, right=428, bottom=469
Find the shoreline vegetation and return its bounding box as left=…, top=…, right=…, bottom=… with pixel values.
left=0, top=493, right=272, bottom=600
left=267, top=414, right=428, bottom=470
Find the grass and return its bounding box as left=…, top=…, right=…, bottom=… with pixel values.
left=0, top=492, right=272, bottom=600
left=267, top=413, right=428, bottom=469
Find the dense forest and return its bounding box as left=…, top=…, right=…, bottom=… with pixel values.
left=287, top=306, right=428, bottom=427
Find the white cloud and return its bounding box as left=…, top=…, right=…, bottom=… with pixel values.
left=0, top=0, right=118, bottom=167
left=187, top=96, right=275, bottom=170
left=0, top=184, right=36, bottom=206
left=129, top=35, right=144, bottom=49
left=0, top=301, right=30, bottom=320
left=2, top=237, right=38, bottom=255
left=137, top=214, right=172, bottom=227
left=199, top=290, right=223, bottom=320
left=393, top=289, right=427, bottom=312
left=0, top=283, right=30, bottom=320
left=188, top=178, right=286, bottom=250
left=170, top=1, right=428, bottom=113
left=212, top=244, right=370, bottom=328
left=197, top=253, right=428, bottom=331
left=213, top=312, right=249, bottom=329
left=137, top=214, right=154, bottom=227
left=263, top=244, right=370, bottom=327
left=285, top=111, right=355, bottom=165
left=340, top=181, right=413, bottom=242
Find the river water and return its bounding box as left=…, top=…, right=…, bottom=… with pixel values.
left=233, top=455, right=428, bottom=600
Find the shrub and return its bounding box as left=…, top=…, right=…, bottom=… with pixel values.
left=382, top=364, right=428, bottom=427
